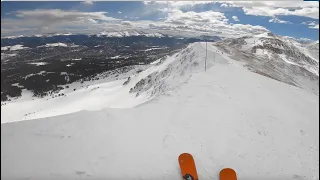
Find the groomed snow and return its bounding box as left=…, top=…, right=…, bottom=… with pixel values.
left=1, top=43, right=319, bottom=180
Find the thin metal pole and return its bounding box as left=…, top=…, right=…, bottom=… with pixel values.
left=205, top=41, right=207, bottom=72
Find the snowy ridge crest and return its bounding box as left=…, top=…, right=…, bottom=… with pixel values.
left=125, top=43, right=209, bottom=98
left=1, top=41, right=318, bottom=180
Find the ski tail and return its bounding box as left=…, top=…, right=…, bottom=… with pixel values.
left=178, top=153, right=199, bottom=180
left=220, top=168, right=237, bottom=180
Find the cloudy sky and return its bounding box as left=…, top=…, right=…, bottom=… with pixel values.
left=1, top=1, right=319, bottom=40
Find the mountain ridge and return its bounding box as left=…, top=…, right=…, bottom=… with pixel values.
left=2, top=41, right=318, bottom=180
left=215, top=32, right=319, bottom=95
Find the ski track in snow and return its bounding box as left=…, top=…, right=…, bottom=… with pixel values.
left=1, top=42, right=319, bottom=180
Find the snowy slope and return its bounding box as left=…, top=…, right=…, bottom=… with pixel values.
left=305, top=41, right=319, bottom=62
left=1, top=43, right=319, bottom=180
left=2, top=43, right=210, bottom=122
left=1, top=44, right=28, bottom=51
left=215, top=33, right=319, bottom=95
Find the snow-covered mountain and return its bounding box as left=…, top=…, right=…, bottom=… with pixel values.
left=0, top=30, right=165, bottom=39
left=2, top=35, right=319, bottom=120
left=1, top=43, right=211, bottom=122
left=1, top=30, right=221, bottom=40
left=215, top=32, right=319, bottom=95
left=2, top=41, right=318, bottom=180
left=1, top=33, right=73, bottom=39
left=306, top=40, right=319, bottom=61
left=96, top=29, right=165, bottom=38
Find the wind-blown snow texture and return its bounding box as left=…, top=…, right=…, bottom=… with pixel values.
left=1, top=42, right=319, bottom=180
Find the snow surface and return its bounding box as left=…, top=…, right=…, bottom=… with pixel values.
left=283, top=37, right=319, bottom=65
left=150, top=59, right=161, bottom=65
left=39, top=43, right=68, bottom=47
left=109, top=55, right=121, bottom=59
left=144, top=32, right=164, bottom=38
left=72, top=58, right=82, bottom=61
left=11, top=83, right=24, bottom=88
left=1, top=35, right=24, bottom=39
left=1, top=43, right=319, bottom=180
left=215, top=34, right=319, bottom=95
left=1, top=46, right=10, bottom=51
left=143, top=47, right=167, bottom=52
left=28, top=62, right=49, bottom=66
left=1, top=45, right=28, bottom=51
left=1, top=53, right=17, bottom=58
left=24, top=71, right=53, bottom=79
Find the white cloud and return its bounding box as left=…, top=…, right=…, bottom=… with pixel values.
left=165, top=9, right=228, bottom=24
left=147, top=1, right=319, bottom=19
left=232, top=16, right=239, bottom=22
left=222, top=1, right=318, bottom=8
left=1, top=7, right=269, bottom=38
left=244, top=6, right=318, bottom=19
left=302, top=21, right=319, bottom=29
left=145, top=1, right=319, bottom=22
left=302, top=21, right=313, bottom=26
left=148, top=9, right=269, bottom=38
left=1, top=9, right=121, bottom=36
left=81, top=0, right=93, bottom=5
left=15, top=9, right=118, bottom=22
left=220, top=3, right=230, bottom=8
left=145, top=1, right=212, bottom=7
left=5, top=9, right=118, bottom=27
left=269, top=17, right=291, bottom=24
left=118, top=11, right=122, bottom=14
left=220, top=1, right=319, bottom=19
left=311, top=24, right=319, bottom=29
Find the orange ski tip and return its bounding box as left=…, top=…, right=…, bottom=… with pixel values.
left=178, top=153, right=198, bottom=180
left=178, top=153, right=192, bottom=163
left=179, top=153, right=192, bottom=156
left=220, top=168, right=237, bottom=180
left=179, top=153, right=192, bottom=158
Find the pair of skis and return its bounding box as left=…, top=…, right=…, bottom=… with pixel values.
left=178, top=153, right=237, bottom=180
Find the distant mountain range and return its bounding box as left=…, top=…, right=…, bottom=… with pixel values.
left=1, top=30, right=222, bottom=42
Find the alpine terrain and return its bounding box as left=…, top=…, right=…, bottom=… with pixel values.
left=1, top=34, right=319, bottom=180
